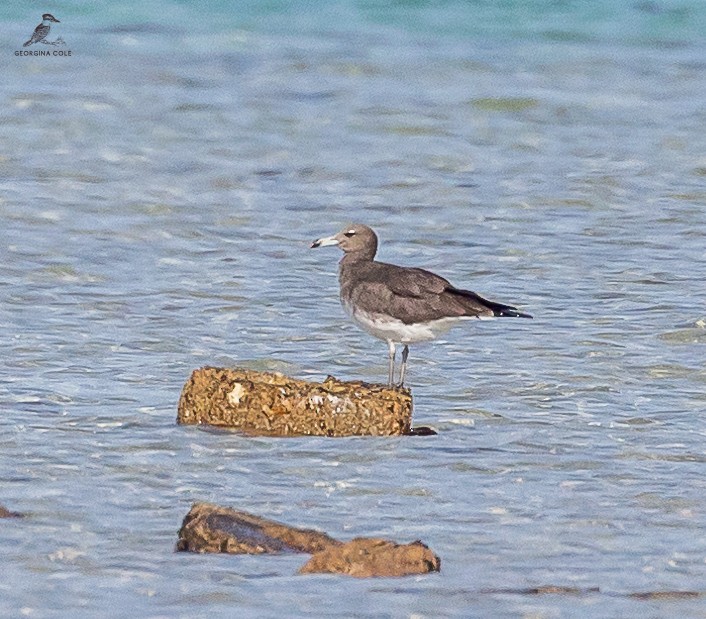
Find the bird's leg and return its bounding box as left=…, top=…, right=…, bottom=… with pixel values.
left=398, top=345, right=409, bottom=387
left=387, top=340, right=396, bottom=387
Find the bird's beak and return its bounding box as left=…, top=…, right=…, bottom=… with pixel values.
left=51, top=17, right=60, bottom=22
left=310, top=234, right=339, bottom=249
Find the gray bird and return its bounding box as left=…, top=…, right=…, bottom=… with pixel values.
left=23, top=14, right=60, bottom=47
left=311, top=224, right=531, bottom=387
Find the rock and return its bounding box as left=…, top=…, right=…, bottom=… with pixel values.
left=176, top=502, right=440, bottom=578
left=405, top=425, right=437, bottom=436
left=0, top=505, right=23, bottom=518
left=483, top=585, right=601, bottom=595
left=628, top=591, right=702, bottom=600
left=176, top=502, right=339, bottom=554
left=177, top=367, right=413, bottom=437
left=299, top=538, right=441, bottom=578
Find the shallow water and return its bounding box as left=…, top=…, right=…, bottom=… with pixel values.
left=1, top=2, right=706, bottom=617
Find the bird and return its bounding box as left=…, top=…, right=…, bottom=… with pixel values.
left=311, top=224, right=531, bottom=387
left=23, top=14, right=60, bottom=47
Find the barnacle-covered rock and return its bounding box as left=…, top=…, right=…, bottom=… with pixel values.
left=177, top=367, right=413, bottom=437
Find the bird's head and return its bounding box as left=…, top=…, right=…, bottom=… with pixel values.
left=311, top=224, right=378, bottom=258
left=42, top=14, right=60, bottom=23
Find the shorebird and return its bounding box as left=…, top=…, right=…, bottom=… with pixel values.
left=311, top=224, right=531, bottom=387
left=23, top=14, right=60, bottom=47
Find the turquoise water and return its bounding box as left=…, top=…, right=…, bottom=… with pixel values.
left=2, top=2, right=706, bottom=617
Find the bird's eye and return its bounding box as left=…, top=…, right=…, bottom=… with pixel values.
left=344, top=230, right=356, bottom=237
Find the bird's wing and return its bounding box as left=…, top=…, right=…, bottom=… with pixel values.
left=380, top=265, right=527, bottom=318
left=446, top=286, right=532, bottom=318
left=24, top=24, right=41, bottom=45
left=30, top=24, right=48, bottom=41
left=348, top=264, right=478, bottom=324
left=372, top=264, right=451, bottom=297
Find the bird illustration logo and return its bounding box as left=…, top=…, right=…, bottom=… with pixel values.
left=23, top=13, right=62, bottom=47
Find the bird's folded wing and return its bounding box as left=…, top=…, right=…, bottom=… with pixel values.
left=374, top=265, right=450, bottom=297
left=348, top=263, right=504, bottom=323
left=349, top=269, right=476, bottom=324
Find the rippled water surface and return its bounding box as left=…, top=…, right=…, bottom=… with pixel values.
left=1, top=2, right=706, bottom=617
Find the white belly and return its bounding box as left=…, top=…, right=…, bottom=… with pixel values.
left=345, top=305, right=470, bottom=344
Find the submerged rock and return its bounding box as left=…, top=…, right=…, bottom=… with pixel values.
left=0, top=505, right=23, bottom=518
left=176, top=502, right=440, bottom=578
left=176, top=502, right=338, bottom=554
left=177, top=367, right=413, bottom=437
left=299, top=537, right=440, bottom=578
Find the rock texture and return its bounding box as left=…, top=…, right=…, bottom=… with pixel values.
left=177, top=367, right=413, bottom=437
left=299, top=537, right=441, bottom=578
left=176, top=502, right=338, bottom=554
left=0, top=505, right=22, bottom=518
left=176, top=502, right=440, bottom=578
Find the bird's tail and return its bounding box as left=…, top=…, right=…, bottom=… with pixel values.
left=23, top=40, right=32, bottom=47
left=447, top=286, right=533, bottom=318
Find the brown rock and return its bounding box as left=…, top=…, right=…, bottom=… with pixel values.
left=176, top=502, right=339, bottom=554
left=299, top=537, right=440, bottom=577
left=176, top=367, right=413, bottom=437
left=176, top=503, right=440, bottom=578
left=0, top=505, right=23, bottom=518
